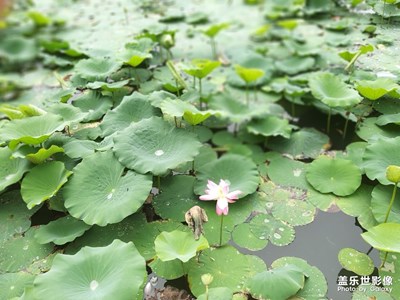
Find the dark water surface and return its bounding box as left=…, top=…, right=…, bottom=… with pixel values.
left=239, top=210, right=380, bottom=300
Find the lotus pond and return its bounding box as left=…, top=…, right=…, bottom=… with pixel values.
left=1, top=0, right=400, bottom=299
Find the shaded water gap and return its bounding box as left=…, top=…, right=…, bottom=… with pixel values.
left=234, top=210, right=380, bottom=300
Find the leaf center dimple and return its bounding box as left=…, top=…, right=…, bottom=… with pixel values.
left=154, top=149, right=164, bottom=156
left=90, top=280, right=99, bottom=291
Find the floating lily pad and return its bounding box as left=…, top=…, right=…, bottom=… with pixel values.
left=338, top=248, right=374, bottom=276
left=306, top=156, right=362, bottom=196
left=371, top=184, right=400, bottom=223
left=363, top=137, right=400, bottom=185
left=0, top=272, right=35, bottom=300
left=232, top=223, right=268, bottom=251
left=362, top=223, right=400, bottom=252
left=234, top=65, right=265, bottom=83
left=194, top=154, right=259, bottom=198
left=356, top=78, right=399, bottom=100
left=75, top=57, right=122, bottom=81
left=114, top=117, right=202, bottom=175
left=271, top=257, right=328, bottom=300
left=160, top=99, right=214, bottom=125
left=272, top=199, right=316, bottom=227
left=34, top=216, right=92, bottom=245
left=0, top=147, right=30, bottom=192
left=247, top=116, right=292, bottom=138
left=32, top=240, right=146, bottom=300
left=21, top=161, right=72, bottom=209
left=64, top=151, right=152, bottom=226
left=309, top=72, right=362, bottom=108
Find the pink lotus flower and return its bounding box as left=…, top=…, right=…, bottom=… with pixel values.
left=199, top=179, right=242, bottom=215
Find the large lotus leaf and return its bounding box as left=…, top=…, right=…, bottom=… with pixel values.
left=232, top=223, right=268, bottom=251
left=0, top=228, right=54, bottom=273
left=21, top=161, right=72, bottom=209
left=245, top=264, right=305, bottom=300
left=0, top=147, right=30, bottom=192
left=64, top=151, right=152, bottom=226
left=306, top=156, right=362, bottom=196
left=250, top=213, right=295, bottom=246
left=0, top=272, right=35, bottom=299
left=197, top=287, right=233, bottom=300
left=268, top=128, right=329, bottom=159
left=34, top=216, right=92, bottom=245
left=356, top=78, right=399, bottom=100
left=113, top=117, right=202, bottom=175
left=25, top=145, right=64, bottom=164
left=149, top=258, right=186, bottom=280
left=72, top=91, right=113, bottom=122
left=338, top=248, right=374, bottom=276
left=0, top=190, right=40, bottom=242
left=379, top=252, right=400, bottom=299
left=362, top=223, right=400, bottom=252
left=247, top=116, right=292, bottom=138
left=32, top=240, right=146, bottom=300
left=371, top=185, right=400, bottom=223
left=271, top=257, right=328, bottom=300
left=363, top=137, right=400, bottom=185
left=275, top=56, right=315, bottom=75
left=309, top=73, right=362, bottom=108
left=187, top=246, right=259, bottom=296
left=154, top=230, right=209, bottom=263
left=194, top=154, right=259, bottom=198
left=0, top=114, right=66, bottom=149
left=352, top=284, right=394, bottom=300
left=356, top=117, right=400, bottom=142
left=75, top=57, right=122, bottom=81
left=100, top=92, right=160, bottom=136
left=153, top=175, right=198, bottom=222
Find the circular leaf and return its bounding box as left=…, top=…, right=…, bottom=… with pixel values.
left=232, top=223, right=268, bottom=251
left=306, top=156, right=362, bottom=196
left=64, top=151, right=152, bottom=226
left=338, top=248, right=374, bottom=276
left=247, top=116, right=292, bottom=138
left=33, top=240, right=146, bottom=300
left=0, top=147, right=30, bottom=192
left=113, top=117, right=202, bottom=175
left=194, top=154, right=259, bottom=198
left=75, top=57, right=122, bottom=81
left=272, top=199, right=316, bottom=226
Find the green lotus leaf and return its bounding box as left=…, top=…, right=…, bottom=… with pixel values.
left=100, top=92, right=160, bottom=136
left=371, top=185, right=400, bottom=223
left=232, top=223, right=268, bottom=251
left=356, top=78, right=399, bottom=100
left=377, top=113, right=400, bottom=126
left=25, top=145, right=64, bottom=164
left=306, top=156, right=362, bottom=196
left=182, top=59, right=221, bottom=79
left=247, top=116, right=292, bottom=138
left=363, top=137, right=400, bottom=185
left=187, top=246, right=261, bottom=296
left=47, top=103, right=87, bottom=124
left=63, top=137, right=113, bottom=159
left=362, top=223, right=400, bottom=252
left=113, top=117, right=202, bottom=175
left=379, top=252, right=400, bottom=299
left=0, top=272, right=35, bottom=299
left=356, top=117, right=400, bottom=142
left=118, top=38, right=154, bottom=67
left=64, top=151, right=152, bottom=226
left=197, top=287, right=233, bottom=300
left=271, top=257, right=328, bottom=300
left=153, top=175, right=198, bottom=222
left=245, top=264, right=305, bottom=300
left=32, top=240, right=146, bottom=300
left=272, top=199, right=316, bottom=227
left=283, top=39, right=322, bottom=56
left=268, top=128, right=329, bottom=159
left=21, top=161, right=71, bottom=210
left=0, top=228, right=54, bottom=273
left=75, top=57, right=122, bottom=81
left=249, top=213, right=295, bottom=246
left=149, top=258, right=186, bottom=280
left=0, top=190, right=40, bottom=242
left=160, top=98, right=214, bottom=125
left=86, top=79, right=130, bottom=91
left=0, top=114, right=66, bottom=149
left=336, top=185, right=373, bottom=218
left=0, top=147, right=30, bottom=192
left=309, top=72, right=362, bottom=107
left=0, top=36, right=38, bottom=63
left=338, top=248, right=374, bottom=276
left=339, top=50, right=358, bottom=62
left=34, top=216, right=92, bottom=245
left=194, top=154, right=259, bottom=198
left=72, top=91, right=113, bottom=122
left=154, top=230, right=209, bottom=263
left=203, top=22, right=230, bottom=38
left=27, top=10, right=51, bottom=26
left=234, top=65, right=265, bottom=83
left=352, top=284, right=394, bottom=300
left=275, top=56, right=315, bottom=75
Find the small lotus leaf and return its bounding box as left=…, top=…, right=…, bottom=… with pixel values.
left=371, top=185, right=400, bottom=223
left=154, top=230, right=209, bottom=263
left=338, top=248, right=374, bottom=276
left=182, top=59, right=220, bottom=79
left=0, top=147, right=30, bottom=192
left=352, top=284, right=394, bottom=300
left=32, top=240, right=146, bottom=300
left=149, top=258, right=186, bottom=280
left=203, top=23, right=229, bottom=38
left=0, top=272, right=35, bottom=299
left=275, top=56, right=315, bottom=75
left=271, top=257, right=328, bottom=299
left=362, top=223, right=400, bottom=252
left=113, top=117, right=202, bottom=175
left=0, top=36, right=37, bottom=63
left=306, top=156, right=362, bottom=196
left=34, top=215, right=92, bottom=245
left=309, top=72, right=362, bottom=108
left=247, top=116, right=292, bottom=138
left=336, top=185, right=373, bottom=218
left=75, top=57, right=122, bottom=81
left=25, top=145, right=64, bottom=164
left=232, top=223, right=268, bottom=251
left=21, top=161, right=72, bottom=209
left=363, top=137, right=400, bottom=185
left=72, top=91, right=113, bottom=122
left=356, top=78, right=399, bottom=100
left=234, top=65, right=265, bottom=83
left=245, top=264, right=305, bottom=300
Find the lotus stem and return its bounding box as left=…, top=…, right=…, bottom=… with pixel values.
left=345, top=51, right=361, bottom=72
left=205, top=285, right=209, bottom=300
left=291, top=102, right=296, bottom=117
left=210, top=38, right=217, bottom=59
left=326, top=108, right=332, bottom=134
left=219, top=215, right=224, bottom=247
left=174, top=116, right=178, bottom=127
left=157, top=176, right=161, bottom=190
left=384, top=182, right=397, bottom=223
left=245, top=84, right=249, bottom=106
left=380, top=251, right=389, bottom=269
left=199, top=78, right=203, bottom=110
left=343, top=111, right=350, bottom=140
left=193, top=76, right=196, bottom=89
left=254, top=87, right=258, bottom=102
